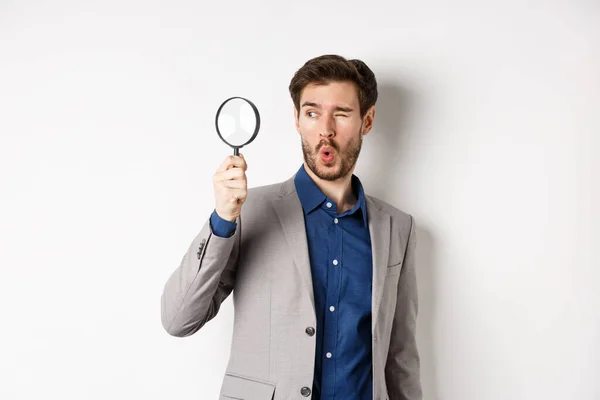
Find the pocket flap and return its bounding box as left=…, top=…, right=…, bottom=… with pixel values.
left=386, top=261, right=402, bottom=276
left=221, top=373, right=275, bottom=400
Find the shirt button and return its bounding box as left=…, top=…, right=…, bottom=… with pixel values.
left=329, top=306, right=335, bottom=312
left=305, top=327, right=315, bottom=336
left=334, top=218, right=339, bottom=224
left=326, top=352, right=332, bottom=358
left=326, top=202, right=332, bottom=208
left=332, top=259, right=338, bottom=266
left=301, top=387, right=312, bottom=397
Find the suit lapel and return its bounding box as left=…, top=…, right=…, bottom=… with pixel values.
left=367, top=196, right=391, bottom=334
left=271, top=176, right=391, bottom=331
left=272, top=176, right=315, bottom=313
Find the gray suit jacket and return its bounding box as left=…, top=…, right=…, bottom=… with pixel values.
left=161, top=173, right=421, bottom=400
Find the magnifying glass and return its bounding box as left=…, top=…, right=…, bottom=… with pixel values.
left=215, top=97, right=260, bottom=156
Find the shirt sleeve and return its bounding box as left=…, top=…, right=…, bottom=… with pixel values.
left=209, top=209, right=237, bottom=238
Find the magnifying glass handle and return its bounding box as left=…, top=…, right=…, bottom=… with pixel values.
left=232, top=148, right=239, bottom=168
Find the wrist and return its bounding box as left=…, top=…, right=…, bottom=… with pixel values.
left=215, top=209, right=236, bottom=222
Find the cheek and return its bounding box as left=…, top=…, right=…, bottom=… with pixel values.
left=337, top=119, right=362, bottom=135
left=299, top=117, right=317, bottom=129
left=298, top=119, right=318, bottom=136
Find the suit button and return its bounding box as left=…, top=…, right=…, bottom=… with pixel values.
left=305, top=327, right=315, bottom=336
left=301, top=387, right=311, bottom=397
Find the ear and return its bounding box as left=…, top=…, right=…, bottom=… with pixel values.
left=294, top=106, right=300, bottom=134
left=361, top=105, right=376, bottom=136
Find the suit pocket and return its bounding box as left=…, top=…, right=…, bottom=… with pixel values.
left=220, top=372, right=276, bottom=400
left=385, top=260, right=402, bottom=277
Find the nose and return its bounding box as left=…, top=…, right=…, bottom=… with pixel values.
left=319, top=115, right=335, bottom=139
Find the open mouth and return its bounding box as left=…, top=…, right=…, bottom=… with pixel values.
left=320, top=146, right=335, bottom=163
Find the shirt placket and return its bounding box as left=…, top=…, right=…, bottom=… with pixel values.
left=321, top=202, right=342, bottom=399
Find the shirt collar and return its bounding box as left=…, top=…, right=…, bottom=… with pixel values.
left=294, top=164, right=368, bottom=227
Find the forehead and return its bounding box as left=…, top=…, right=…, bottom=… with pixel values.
left=300, top=81, right=360, bottom=109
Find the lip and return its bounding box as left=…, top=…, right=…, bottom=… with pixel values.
left=319, top=146, right=335, bottom=164
left=319, top=146, right=334, bottom=156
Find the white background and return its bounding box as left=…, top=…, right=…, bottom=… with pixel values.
left=1, top=1, right=598, bottom=399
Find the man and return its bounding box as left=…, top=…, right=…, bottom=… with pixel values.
left=161, top=54, right=421, bottom=400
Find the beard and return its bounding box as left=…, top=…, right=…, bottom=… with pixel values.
left=301, top=130, right=363, bottom=181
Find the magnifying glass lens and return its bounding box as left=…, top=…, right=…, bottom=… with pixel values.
left=215, top=98, right=260, bottom=153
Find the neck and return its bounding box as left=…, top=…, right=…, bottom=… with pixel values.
left=303, top=162, right=357, bottom=213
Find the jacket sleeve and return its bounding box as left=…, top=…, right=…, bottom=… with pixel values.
left=161, top=215, right=241, bottom=337
left=385, top=215, right=422, bottom=400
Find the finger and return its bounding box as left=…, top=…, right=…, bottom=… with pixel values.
left=227, top=154, right=247, bottom=171
left=216, top=155, right=245, bottom=173
left=219, top=179, right=247, bottom=189
left=216, top=156, right=234, bottom=173
left=216, top=167, right=246, bottom=181
left=218, top=155, right=247, bottom=173
left=227, top=189, right=247, bottom=203
left=214, top=170, right=245, bottom=183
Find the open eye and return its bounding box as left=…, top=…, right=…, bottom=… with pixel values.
left=306, top=111, right=318, bottom=118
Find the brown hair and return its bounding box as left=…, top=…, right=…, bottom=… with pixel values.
left=289, top=54, right=378, bottom=118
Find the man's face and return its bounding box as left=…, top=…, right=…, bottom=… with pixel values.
left=294, top=81, right=374, bottom=181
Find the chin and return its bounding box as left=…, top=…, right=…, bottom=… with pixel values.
left=317, top=157, right=338, bottom=169
left=314, top=162, right=345, bottom=181
left=320, top=160, right=337, bottom=169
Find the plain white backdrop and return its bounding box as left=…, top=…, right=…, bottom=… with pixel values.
left=1, top=1, right=598, bottom=399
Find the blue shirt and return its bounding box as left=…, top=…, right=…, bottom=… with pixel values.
left=210, top=164, right=373, bottom=400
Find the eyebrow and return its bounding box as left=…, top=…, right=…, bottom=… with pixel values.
left=301, top=102, right=354, bottom=113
